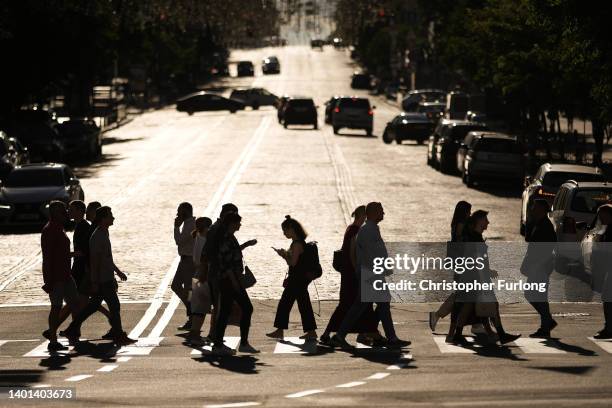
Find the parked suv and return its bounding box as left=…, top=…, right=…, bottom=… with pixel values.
left=428, top=119, right=487, bottom=173
left=350, top=73, right=371, bottom=90
left=229, top=88, right=278, bottom=109
left=281, top=97, right=318, bottom=129
left=458, top=132, right=525, bottom=187
left=332, top=97, right=374, bottom=136
left=521, top=163, right=604, bottom=235
left=237, top=61, right=255, bottom=76
left=262, top=56, right=280, bottom=74
left=382, top=112, right=433, bottom=144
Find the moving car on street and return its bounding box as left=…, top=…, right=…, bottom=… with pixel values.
left=56, top=118, right=102, bottom=159
left=262, top=56, right=281, bottom=74
left=324, top=96, right=342, bottom=124
left=0, top=163, right=84, bottom=225
left=521, top=163, right=604, bottom=235
left=281, top=97, right=318, bottom=129
left=350, top=72, right=372, bottom=89
left=176, top=92, right=246, bottom=114
left=229, top=88, right=278, bottom=110
left=457, top=132, right=525, bottom=187
left=332, top=97, right=374, bottom=136
left=428, top=119, right=487, bottom=172
left=310, top=39, right=324, bottom=50
left=382, top=112, right=434, bottom=144
left=237, top=60, right=255, bottom=76
left=401, top=89, right=446, bottom=112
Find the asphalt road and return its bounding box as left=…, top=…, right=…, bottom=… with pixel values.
left=3, top=45, right=610, bottom=407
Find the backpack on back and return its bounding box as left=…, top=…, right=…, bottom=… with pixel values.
left=301, top=241, right=323, bottom=281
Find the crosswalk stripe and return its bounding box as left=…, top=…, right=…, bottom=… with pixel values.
left=512, top=338, right=567, bottom=354
left=273, top=337, right=318, bottom=354
left=336, top=381, right=366, bottom=388
left=98, top=365, right=118, bottom=372
left=23, top=339, right=75, bottom=357
left=367, top=372, right=390, bottom=380
left=286, top=389, right=324, bottom=398
left=191, top=337, right=241, bottom=355
left=433, top=335, right=478, bottom=354
left=588, top=337, right=612, bottom=353
left=65, top=375, right=92, bottom=382
left=111, top=337, right=163, bottom=357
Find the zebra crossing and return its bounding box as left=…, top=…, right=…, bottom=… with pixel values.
left=3, top=335, right=612, bottom=358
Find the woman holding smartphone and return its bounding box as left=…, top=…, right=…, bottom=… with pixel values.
left=266, top=215, right=317, bottom=340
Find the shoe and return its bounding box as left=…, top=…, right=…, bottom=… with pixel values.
left=451, top=334, right=469, bottom=346
left=47, top=341, right=68, bottom=351
left=186, top=335, right=209, bottom=347
left=371, top=337, right=388, bottom=347
left=101, top=329, right=114, bottom=340
left=529, top=328, right=551, bottom=339
left=499, top=333, right=521, bottom=345
left=212, top=344, right=236, bottom=356
left=386, top=338, right=411, bottom=348
left=329, top=334, right=353, bottom=349
left=471, top=324, right=487, bottom=335
left=265, top=330, right=284, bottom=339
left=61, top=328, right=81, bottom=344
left=299, top=332, right=318, bottom=341
left=238, top=343, right=260, bottom=354
left=113, top=332, right=137, bottom=346
left=177, top=320, right=192, bottom=331
left=356, top=333, right=371, bottom=345
left=42, top=329, right=51, bottom=340
left=594, top=330, right=612, bottom=340
left=429, top=311, right=439, bottom=331
left=319, top=334, right=332, bottom=346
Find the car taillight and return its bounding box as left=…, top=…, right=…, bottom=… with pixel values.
left=562, top=216, right=576, bottom=234
left=334, top=107, right=340, bottom=113
left=368, top=109, right=373, bottom=115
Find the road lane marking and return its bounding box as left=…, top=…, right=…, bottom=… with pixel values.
left=23, top=339, right=75, bottom=357
left=65, top=375, right=92, bottom=382
left=117, top=356, right=132, bottom=362
left=204, top=402, right=261, bottom=408
left=588, top=337, right=612, bottom=353
left=513, top=338, right=567, bottom=354
left=367, top=372, right=390, bottom=380
left=32, top=384, right=51, bottom=388
left=97, top=365, right=118, bottom=372
left=111, top=337, right=164, bottom=357
left=191, top=337, right=241, bottom=355
left=285, top=389, right=325, bottom=398
left=336, top=381, right=366, bottom=388
left=433, top=335, right=478, bottom=354
left=273, top=337, right=318, bottom=354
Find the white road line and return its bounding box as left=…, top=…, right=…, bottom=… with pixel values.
left=433, top=335, right=477, bottom=354
left=65, top=375, right=92, bottom=382
left=387, top=363, right=409, bottom=370
left=148, top=295, right=181, bottom=339
left=116, top=356, right=132, bottom=362
left=204, top=402, right=261, bottom=408
left=32, top=384, right=51, bottom=388
left=112, top=337, right=164, bottom=357
left=191, top=337, right=241, bottom=355
left=0, top=300, right=168, bottom=308
left=589, top=337, right=612, bottom=353
left=23, top=339, right=75, bottom=358
left=367, top=372, right=390, bottom=380
left=513, top=338, right=567, bottom=354
left=0, top=339, right=37, bottom=348
left=97, top=365, right=118, bottom=372
left=286, top=389, right=325, bottom=398
left=273, top=337, right=318, bottom=354
left=336, top=381, right=366, bottom=388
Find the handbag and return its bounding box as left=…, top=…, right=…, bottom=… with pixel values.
left=332, top=249, right=344, bottom=272
left=239, top=265, right=257, bottom=289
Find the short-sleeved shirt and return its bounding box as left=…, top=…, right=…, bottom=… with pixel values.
left=41, top=221, right=71, bottom=286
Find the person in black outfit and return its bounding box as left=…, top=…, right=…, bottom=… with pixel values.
left=267, top=216, right=318, bottom=341
left=522, top=199, right=557, bottom=338
left=594, top=204, right=612, bottom=339
left=212, top=212, right=259, bottom=355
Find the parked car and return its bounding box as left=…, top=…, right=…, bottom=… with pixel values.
left=549, top=181, right=612, bottom=264
left=324, top=96, right=342, bottom=124
left=417, top=101, right=446, bottom=123
left=237, top=61, right=255, bottom=76
left=384, top=84, right=399, bottom=100
left=56, top=118, right=102, bottom=159
left=332, top=37, right=344, bottom=48
left=382, top=112, right=434, bottom=144
left=5, top=109, right=66, bottom=162
left=332, top=97, right=374, bottom=136
left=229, top=88, right=278, bottom=110
left=465, top=110, right=487, bottom=123
left=350, top=72, right=372, bottom=90
left=446, top=91, right=470, bottom=120
left=262, top=56, right=280, bottom=74
left=520, top=163, right=604, bottom=235
left=281, top=97, right=318, bottom=129
left=428, top=119, right=487, bottom=172
left=402, top=89, right=446, bottom=112
left=458, top=132, right=525, bottom=187
left=0, top=163, right=84, bottom=225
left=310, top=39, right=324, bottom=49
left=176, top=92, right=245, bottom=114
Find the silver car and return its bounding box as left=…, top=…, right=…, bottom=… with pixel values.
left=0, top=163, right=84, bottom=225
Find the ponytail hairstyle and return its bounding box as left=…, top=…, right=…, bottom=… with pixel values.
left=192, top=216, right=212, bottom=238
left=281, top=215, right=308, bottom=240
left=351, top=205, right=366, bottom=219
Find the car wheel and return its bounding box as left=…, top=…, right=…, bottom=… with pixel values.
left=462, top=171, right=467, bottom=184
left=230, top=109, right=237, bottom=114
left=382, top=130, right=392, bottom=144
left=252, top=103, right=260, bottom=110
left=283, top=122, right=288, bottom=129
left=417, top=138, right=425, bottom=145
left=187, top=111, right=194, bottom=116
left=366, top=128, right=373, bottom=137
left=520, top=222, right=526, bottom=236
left=96, top=143, right=102, bottom=158
left=395, top=137, right=402, bottom=145
left=313, top=122, right=318, bottom=130
left=333, top=126, right=339, bottom=134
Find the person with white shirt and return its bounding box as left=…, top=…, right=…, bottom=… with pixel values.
left=173, top=202, right=196, bottom=331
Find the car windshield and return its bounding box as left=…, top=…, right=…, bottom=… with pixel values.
left=289, top=99, right=314, bottom=108
left=339, top=99, right=370, bottom=109
left=422, top=92, right=446, bottom=102
left=543, top=172, right=604, bottom=189
left=449, top=125, right=487, bottom=141
left=418, top=105, right=444, bottom=113
left=474, top=139, right=521, bottom=153
left=571, top=190, right=612, bottom=213
left=5, top=169, right=64, bottom=187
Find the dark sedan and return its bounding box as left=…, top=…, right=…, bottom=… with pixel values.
left=176, top=92, right=246, bottom=114
left=382, top=113, right=434, bottom=145
left=237, top=61, right=255, bottom=77
left=281, top=98, right=318, bottom=129
left=57, top=118, right=102, bottom=159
